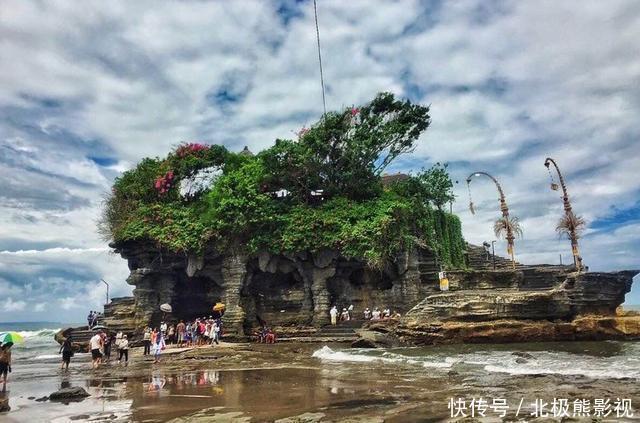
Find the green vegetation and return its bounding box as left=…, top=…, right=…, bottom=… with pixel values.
left=100, top=92, right=466, bottom=269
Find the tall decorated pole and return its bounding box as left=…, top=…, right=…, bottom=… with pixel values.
left=467, top=172, right=521, bottom=269
left=544, top=158, right=585, bottom=271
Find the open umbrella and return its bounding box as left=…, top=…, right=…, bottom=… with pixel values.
left=0, top=331, right=24, bottom=345
left=91, top=325, right=108, bottom=331
left=160, top=303, right=172, bottom=313
left=212, top=303, right=225, bottom=312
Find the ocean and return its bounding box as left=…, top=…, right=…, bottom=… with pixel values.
left=0, top=321, right=81, bottom=361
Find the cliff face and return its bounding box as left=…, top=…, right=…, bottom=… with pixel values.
left=110, top=239, right=637, bottom=343
left=396, top=269, right=639, bottom=344
left=111, top=240, right=442, bottom=335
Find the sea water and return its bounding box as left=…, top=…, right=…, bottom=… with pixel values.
left=312, top=341, right=640, bottom=380
left=0, top=322, right=83, bottom=362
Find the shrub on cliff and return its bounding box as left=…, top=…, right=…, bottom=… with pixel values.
left=100, top=92, right=465, bottom=269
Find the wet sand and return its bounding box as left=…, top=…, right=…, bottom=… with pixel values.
left=2, top=341, right=640, bottom=422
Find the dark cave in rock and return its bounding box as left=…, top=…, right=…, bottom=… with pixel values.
left=171, top=275, right=224, bottom=321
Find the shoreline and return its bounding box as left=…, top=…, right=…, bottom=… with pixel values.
left=3, top=340, right=640, bottom=421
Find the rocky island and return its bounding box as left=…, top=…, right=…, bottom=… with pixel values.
left=62, top=92, right=638, bottom=347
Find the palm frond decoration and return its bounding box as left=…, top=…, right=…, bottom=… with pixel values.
left=493, top=216, right=523, bottom=239
left=555, top=212, right=586, bottom=239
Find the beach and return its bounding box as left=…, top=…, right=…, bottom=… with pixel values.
left=1, top=325, right=640, bottom=422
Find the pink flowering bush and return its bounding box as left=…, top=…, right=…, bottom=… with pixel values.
left=175, top=142, right=210, bottom=158
left=154, top=170, right=175, bottom=195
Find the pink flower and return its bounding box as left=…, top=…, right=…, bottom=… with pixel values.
left=297, top=127, right=309, bottom=138
left=350, top=107, right=360, bottom=116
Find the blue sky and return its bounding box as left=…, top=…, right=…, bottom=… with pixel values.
left=0, top=0, right=639, bottom=322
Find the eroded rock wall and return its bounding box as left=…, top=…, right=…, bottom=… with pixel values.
left=111, top=241, right=435, bottom=335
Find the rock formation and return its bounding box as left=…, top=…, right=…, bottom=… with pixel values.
left=105, top=237, right=638, bottom=346
left=110, top=239, right=441, bottom=336
left=395, top=268, right=639, bottom=344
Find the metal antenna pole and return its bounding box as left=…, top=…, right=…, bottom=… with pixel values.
left=313, top=0, right=327, bottom=117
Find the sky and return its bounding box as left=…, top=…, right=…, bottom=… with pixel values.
left=1, top=0, right=639, bottom=322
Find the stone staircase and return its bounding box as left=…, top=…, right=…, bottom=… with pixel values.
left=277, top=320, right=364, bottom=343
left=466, top=244, right=524, bottom=270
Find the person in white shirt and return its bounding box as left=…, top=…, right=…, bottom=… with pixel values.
left=160, top=321, right=168, bottom=336
left=364, top=308, right=371, bottom=319
left=329, top=306, right=338, bottom=325
left=371, top=308, right=381, bottom=320
left=89, top=331, right=104, bottom=369
left=118, top=335, right=129, bottom=364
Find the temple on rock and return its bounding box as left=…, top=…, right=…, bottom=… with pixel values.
left=77, top=92, right=637, bottom=345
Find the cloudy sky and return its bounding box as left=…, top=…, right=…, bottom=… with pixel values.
left=1, top=0, right=639, bottom=322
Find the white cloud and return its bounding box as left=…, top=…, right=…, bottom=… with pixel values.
left=4, top=297, right=27, bottom=312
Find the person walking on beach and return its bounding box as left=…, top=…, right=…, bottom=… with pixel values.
left=330, top=306, right=338, bottom=325
left=118, top=335, right=129, bottom=365
left=153, top=333, right=166, bottom=364
left=59, top=337, right=73, bottom=371
left=143, top=327, right=151, bottom=355
left=0, top=343, right=12, bottom=391
left=89, top=331, right=103, bottom=369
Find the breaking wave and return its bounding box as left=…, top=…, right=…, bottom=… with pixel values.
left=312, top=346, right=452, bottom=369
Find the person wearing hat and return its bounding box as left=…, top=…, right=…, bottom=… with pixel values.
left=118, top=335, right=129, bottom=364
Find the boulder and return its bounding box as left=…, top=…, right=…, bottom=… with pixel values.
left=49, top=387, right=90, bottom=401
left=0, top=396, right=9, bottom=412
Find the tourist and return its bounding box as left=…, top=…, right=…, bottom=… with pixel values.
left=383, top=308, right=391, bottom=319
left=392, top=311, right=402, bottom=319
left=153, top=333, right=166, bottom=364
left=168, top=324, right=175, bottom=345
left=212, top=320, right=220, bottom=345
left=203, top=320, right=211, bottom=344
left=348, top=304, right=354, bottom=319
left=340, top=308, right=350, bottom=321
left=364, top=308, right=371, bottom=319
left=176, top=321, right=185, bottom=346
left=104, top=333, right=114, bottom=361
left=371, top=308, right=381, bottom=320
left=118, top=335, right=129, bottom=365
left=59, top=336, right=73, bottom=370
left=89, top=331, right=103, bottom=369
left=92, top=312, right=101, bottom=328
left=185, top=328, right=192, bottom=347
left=143, top=327, right=151, bottom=355
left=151, top=328, right=158, bottom=346
left=87, top=311, right=94, bottom=328
left=160, top=321, right=168, bottom=336
left=329, top=306, right=338, bottom=325
left=0, top=343, right=12, bottom=390
left=115, top=330, right=123, bottom=359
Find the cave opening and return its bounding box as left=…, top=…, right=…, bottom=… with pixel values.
left=171, top=275, right=224, bottom=322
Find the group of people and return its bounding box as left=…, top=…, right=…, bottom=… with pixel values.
left=329, top=305, right=354, bottom=325
left=329, top=304, right=401, bottom=324
left=141, top=317, right=222, bottom=355
left=86, top=330, right=132, bottom=369
left=363, top=307, right=401, bottom=320
left=86, top=310, right=103, bottom=329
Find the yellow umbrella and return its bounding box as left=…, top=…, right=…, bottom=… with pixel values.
left=212, top=303, right=225, bottom=312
